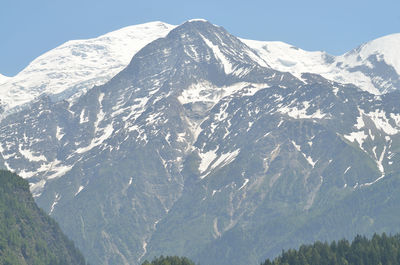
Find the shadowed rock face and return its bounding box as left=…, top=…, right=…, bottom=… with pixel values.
left=1, top=20, right=400, bottom=265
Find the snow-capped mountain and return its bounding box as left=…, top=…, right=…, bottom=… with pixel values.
left=1, top=21, right=400, bottom=115
left=0, top=21, right=175, bottom=113
left=243, top=33, right=400, bottom=94
left=1, top=19, right=400, bottom=265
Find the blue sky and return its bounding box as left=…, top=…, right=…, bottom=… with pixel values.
left=1, top=0, right=400, bottom=76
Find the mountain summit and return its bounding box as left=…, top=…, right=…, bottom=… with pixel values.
left=244, top=33, right=400, bottom=94
left=1, top=20, right=400, bottom=265
left=0, top=21, right=175, bottom=113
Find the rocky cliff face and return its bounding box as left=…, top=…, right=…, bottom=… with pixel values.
left=1, top=20, right=400, bottom=265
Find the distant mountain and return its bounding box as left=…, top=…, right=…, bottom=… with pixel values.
left=2, top=23, right=400, bottom=117
left=1, top=19, right=400, bottom=265
left=0, top=21, right=175, bottom=114
left=0, top=170, right=86, bottom=265
left=243, top=33, right=400, bottom=94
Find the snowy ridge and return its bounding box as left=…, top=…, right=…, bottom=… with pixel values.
left=0, top=73, right=9, bottom=85
left=2, top=21, right=399, bottom=119
left=243, top=38, right=382, bottom=94
left=241, top=39, right=330, bottom=79
left=341, top=33, right=400, bottom=75
left=0, top=21, right=176, bottom=112
left=243, top=34, right=400, bottom=95
left=187, top=18, right=209, bottom=23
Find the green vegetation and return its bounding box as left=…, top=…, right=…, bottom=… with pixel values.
left=0, top=170, right=86, bottom=265
left=140, top=232, right=400, bottom=265
left=262, top=233, right=400, bottom=265
left=141, top=255, right=196, bottom=265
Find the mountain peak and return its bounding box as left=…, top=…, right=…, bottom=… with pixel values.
left=0, top=21, right=175, bottom=113
left=352, top=33, right=400, bottom=75
left=186, top=18, right=209, bottom=23
left=164, top=19, right=269, bottom=73
left=100, top=21, right=175, bottom=39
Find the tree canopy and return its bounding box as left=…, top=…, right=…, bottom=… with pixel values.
left=262, top=233, right=400, bottom=265
left=141, top=255, right=196, bottom=265
left=0, top=170, right=87, bottom=265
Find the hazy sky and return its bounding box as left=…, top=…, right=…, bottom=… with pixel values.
left=1, top=0, right=400, bottom=76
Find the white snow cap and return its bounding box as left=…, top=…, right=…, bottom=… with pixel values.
left=187, top=18, right=209, bottom=23
left=343, top=33, right=400, bottom=75
left=0, top=73, right=9, bottom=84
left=243, top=32, right=400, bottom=95
left=0, top=21, right=176, bottom=112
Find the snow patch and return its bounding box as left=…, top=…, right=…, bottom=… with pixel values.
left=46, top=161, right=73, bottom=180
left=201, top=149, right=240, bottom=179
left=76, top=123, right=114, bottom=153
left=128, top=177, right=133, bottom=187
left=199, top=148, right=218, bottom=174
left=210, top=149, right=240, bottom=171
left=201, top=35, right=233, bottom=74
left=18, top=144, right=47, bottom=162
left=238, top=178, right=249, bottom=190
left=178, top=81, right=267, bottom=106
left=344, top=131, right=368, bottom=149
left=355, top=109, right=365, bottom=130
left=49, top=193, right=60, bottom=215
left=292, top=140, right=301, bottom=152
left=30, top=180, right=46, bottom=197
left=367, top=109, right=399, bottom=135
left=18, top=170, right=36, bottom=179
left=56, top=126, right=64, bottom=141
left=279, top=101, right=326, bottom=119
left=75, top=186, right=85, bottom=196
left=80, top=109, right=89, bottom=123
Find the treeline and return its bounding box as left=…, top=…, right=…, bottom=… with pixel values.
left=143, top=233, right=400, bottom=265
left=262, top=233, right=400, bottom=265
left=0, top=170, right=87, bottom=265
left=142, top=255, right=196, bottom=265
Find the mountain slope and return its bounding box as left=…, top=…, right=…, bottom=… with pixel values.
left=0, top=170, right=86, bottom=265
left=0, top=21, right=175, bottom=114
left=1, top=20, right=400, bottom=265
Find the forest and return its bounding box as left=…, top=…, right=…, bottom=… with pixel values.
left=262, top=233, right=400, bottom=265
left=0, top=170, right=86, bottom=265
left=2, top=167, right=400, bottom=265
left=140, top=233, right=400, bottom=265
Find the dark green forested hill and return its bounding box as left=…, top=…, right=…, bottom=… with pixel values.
left=262, top=233, right=400, bottom=265
left=0, top=170, right=86, bottom=265
left=141, top=255, right=196, bottom=265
